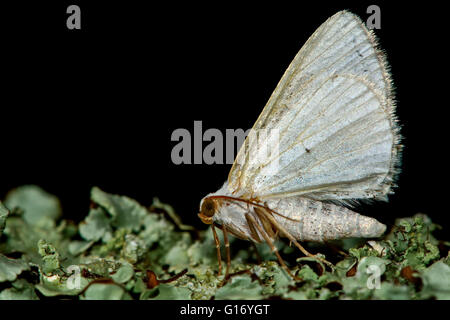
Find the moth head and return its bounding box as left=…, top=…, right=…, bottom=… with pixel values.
left=198, top=197, right=218, bottom=224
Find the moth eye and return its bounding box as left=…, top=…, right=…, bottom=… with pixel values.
left=201, top=198, right=217, bottom=217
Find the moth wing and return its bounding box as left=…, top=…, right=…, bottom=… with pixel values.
left=228, top=10, right=401, bottom=205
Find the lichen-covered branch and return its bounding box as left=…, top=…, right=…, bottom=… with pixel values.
left=0, top=185, right=449, bottom=300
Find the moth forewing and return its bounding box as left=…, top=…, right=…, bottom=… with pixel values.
left=199, top=10, right=401, bottom=279
left=228, top=11, right=400, bottom=202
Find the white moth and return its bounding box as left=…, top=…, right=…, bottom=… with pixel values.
left=198, top=10, right=401, bottom=279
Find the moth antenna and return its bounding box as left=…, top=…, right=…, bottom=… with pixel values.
left=209, top=195, right=300, bottom=222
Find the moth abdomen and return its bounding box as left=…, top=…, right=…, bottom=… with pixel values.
left=274, top=199, right=386, bottom=242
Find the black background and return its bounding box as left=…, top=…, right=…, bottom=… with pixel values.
left=2, top=1, right=449, bottom=237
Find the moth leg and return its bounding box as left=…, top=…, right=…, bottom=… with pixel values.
left=211, top=224, right=222, bottom=276
left=246, top=213, right=301, bottom=281
left=253, top=207, right=276, bottom=239
left=222, top=226, right=231, bottom=281
left=257, top=206, right=335, bottom=270
left=245, top=213, right=262, bottom=243
left=324, top=240, right=349, bottom=257
left=250, top=241, right=262, bottom=264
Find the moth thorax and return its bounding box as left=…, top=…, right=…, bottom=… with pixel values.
left=198, top=197, right=218, bottom=224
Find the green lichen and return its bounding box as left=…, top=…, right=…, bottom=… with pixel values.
left=4, top=185, right=61, bottom=225
left=0, top=202, right=9, bottom=236
left=0, top=254, right=29, bottom=283
left=37, top=239, right=61, bottom=275
left=0, top=185, right=449, bottom=300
